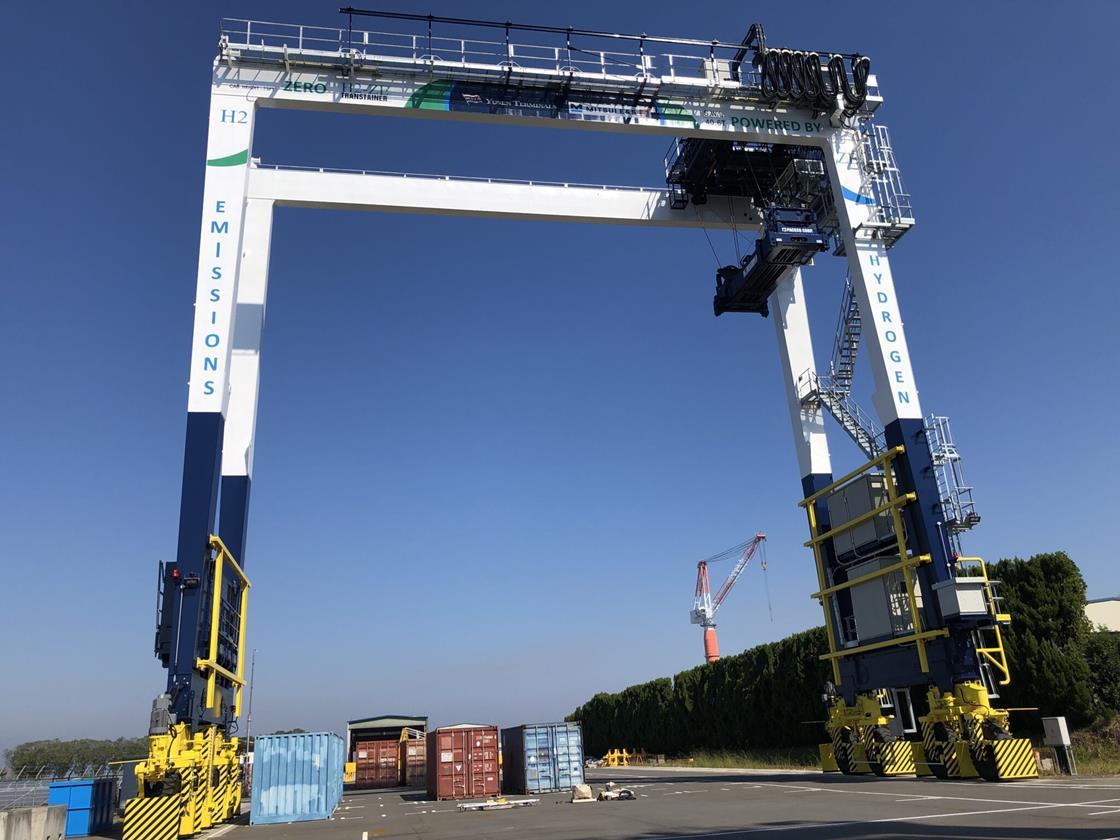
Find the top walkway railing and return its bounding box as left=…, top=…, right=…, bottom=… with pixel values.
left=219, top=16, right=763, bottom=86
left=218, top=13, right=878, bottom=102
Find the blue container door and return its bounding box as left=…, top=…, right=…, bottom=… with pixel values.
left=554, top=724, right=584, bottom=789
left=524, top=727, right=555, bottom=793
left=48, top=780, right=94, bottom=837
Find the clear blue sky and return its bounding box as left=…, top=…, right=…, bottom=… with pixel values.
left=2, top=1, right=1117, bottom=757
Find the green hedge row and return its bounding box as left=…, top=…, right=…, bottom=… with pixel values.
left=570, top=552, right=1117, bottom=755
left=569, top=627, right=831, bottom=756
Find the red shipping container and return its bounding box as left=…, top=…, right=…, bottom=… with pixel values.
left=399, top=738, right=426, bottom=787
left=353, top=739, right=399, bottom=788
left=426, top=725, right=499, bottom=800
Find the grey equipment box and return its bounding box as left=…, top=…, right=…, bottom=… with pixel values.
left=1041, top=716, right=1071, bottom=747
left=826, top=474, right=896, bottom=558
left=932, top=577, right=990, bottom=620
left=847, top=555, right=924, bottom=643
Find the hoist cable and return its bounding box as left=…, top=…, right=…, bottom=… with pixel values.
left=760, top=541, right=774, bottom=622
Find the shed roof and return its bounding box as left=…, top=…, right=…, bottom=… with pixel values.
left=347, top=715, right=428, bottom=730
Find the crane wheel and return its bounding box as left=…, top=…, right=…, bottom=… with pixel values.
left=927, top=723, right=958, bottom=779
left=832, top=729, right=859, bottom=775
left=865, top=726, right=896, bottom=777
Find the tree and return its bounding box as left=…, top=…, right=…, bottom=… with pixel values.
left=991, top=552, right=1096, bottom=726
left=5, top=738, right=149, bottom=776
left=1085, top=631, right=1120, bottom=716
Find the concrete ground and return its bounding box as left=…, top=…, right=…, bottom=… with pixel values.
left=213, top=767, right=1120, bottom=840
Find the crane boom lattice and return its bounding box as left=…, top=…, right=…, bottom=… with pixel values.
left=690, top=533, right=767, bottom=663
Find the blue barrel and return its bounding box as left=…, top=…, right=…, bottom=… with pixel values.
left=250, top=732, right=345, bottom=825
left=501, top=722, right=584, bottom=794
left=48, top=779, right=115, bottom=837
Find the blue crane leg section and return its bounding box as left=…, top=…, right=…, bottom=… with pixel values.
left=218, top=475, right=252, bottom=570
left=168, top=411, right=225, bottom=726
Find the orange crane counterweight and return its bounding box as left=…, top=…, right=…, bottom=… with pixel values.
left=689, top=533, right=767, bottom=663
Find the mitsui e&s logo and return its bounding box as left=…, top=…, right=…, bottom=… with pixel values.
left=187, top=101, right=252, bottom=414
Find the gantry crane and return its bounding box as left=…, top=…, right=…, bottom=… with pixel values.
left=690, top=533, right=767, bottom=663
left=128, top=15, right=1035, bottom=837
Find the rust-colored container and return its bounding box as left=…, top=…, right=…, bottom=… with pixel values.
left=426, top=725, right=499, bottom=800
left=353, top=739, right=399, bottom=788
left=399, top=738, right=426, bottom=787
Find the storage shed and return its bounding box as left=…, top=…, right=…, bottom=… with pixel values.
left=346, top=715, right=427, bottom=760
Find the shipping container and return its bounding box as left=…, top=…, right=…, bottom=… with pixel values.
left=353, top=739, right=399, bottom=788
left=250, top=732, right=344, bottom=825
left=48, top=779, right=115, bottom=837
left=426, top=725, right=499, bottom=800
left=398, top=738, right=426, bottom=787
left=501, top=723, right=584, bottom=794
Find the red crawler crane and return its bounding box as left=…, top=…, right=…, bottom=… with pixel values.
left=689, top=533, right=768, bottom=663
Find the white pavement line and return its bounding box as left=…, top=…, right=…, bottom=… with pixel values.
left=1089, top=809, right=1120, bottom=816
left=932, top=779, right=1120, bottom=791
left=207, top=825, right=237, bottom=840
left=751, top=780, right=1116, bottom=809
left=651, top=802, right=1072, bottom=838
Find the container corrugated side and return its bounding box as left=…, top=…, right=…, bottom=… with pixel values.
left=250, top=732, right=344, bottom=825
left=501, top=723, right=584, bottom=794
left=426, top=726, right=499, bottom=801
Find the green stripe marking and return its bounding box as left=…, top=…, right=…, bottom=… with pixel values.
left=207, top=149, right=248, bottom=167
left=406, top=80, right=452, bottom=110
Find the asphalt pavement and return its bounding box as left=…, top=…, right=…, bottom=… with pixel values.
left=220, top=765, right=1120, bottom=839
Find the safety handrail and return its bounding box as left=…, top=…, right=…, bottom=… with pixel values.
left=956, top=556, right=1012, bottom=686
left=217, top=16, right=881, bottom=107
left=196, top=535, right=251, bottom=716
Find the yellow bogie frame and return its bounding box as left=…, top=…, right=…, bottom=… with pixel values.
left=825, top=693, right=914, bottom=777
left=919, top=681, right=1037, bottom=781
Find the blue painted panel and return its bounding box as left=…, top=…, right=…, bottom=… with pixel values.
left=250, top=732, right=344, bottom=825
left=48, top=779, right=114, bottom=837
left=501, top=723, right=584, bottom=794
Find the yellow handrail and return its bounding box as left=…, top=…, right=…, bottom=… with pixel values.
left=195, top=535, right=251, bottom=716
left=956, top=556, right=1012, bottom=686
left=799, top=446, right=905, bottom=507
left=819, top=628, right=949, bottom=660
left=804, top=493, right=916, bottom=548
left=811, top=554, right=930, bottom=599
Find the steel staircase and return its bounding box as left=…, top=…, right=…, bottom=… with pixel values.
left=829, top=272, right=862, bottom=395
left=799, top=371, right=885, bottom=459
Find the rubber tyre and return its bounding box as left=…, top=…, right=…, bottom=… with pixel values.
left=866, top=726, right=896, bottom=777
left=972, top=743, right=1000, bottom=782
left=928, top=723, right=958, bottom=780
left=834, top=729, right=859, bottom=776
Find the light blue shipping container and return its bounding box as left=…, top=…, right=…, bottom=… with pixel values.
left=501, top=722, right=584, bottom=794
left=250, top=732, right=344, bottom=825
